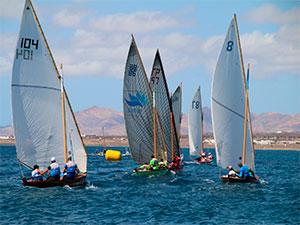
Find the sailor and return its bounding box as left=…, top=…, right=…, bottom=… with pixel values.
left=197, top=152, right=206, bottom=163
left=138, top=163, right=149, bottom=171
left=237, top=163, right=250, bottom=178
left=248, top=168, right=255, bottom=178
left=170, top=154, right=181, bottom=170
left=207, top=153, right=213, bottom=160
left=226, top=165, right=237, bottom=177
left=158, top=159, right=167, bottom=169
left=63, top=156, right=79, bottom=180
left=47, top=157, right=60, bottom=180
left=149, top=155, right=159, bottom=170
left=31, top=165, right=45, bottom=181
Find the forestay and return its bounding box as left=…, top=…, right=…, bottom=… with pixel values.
left=12, top=0, right=87, bottom=172
left=188, top=87, right=203, bottom=157
left=171, top=85, right=182, bottom=141
left=150, top=50, right=180, bottom=162
left=211, top=16, right=254, bottom=171
left=123, top=36, right=156, bottom=164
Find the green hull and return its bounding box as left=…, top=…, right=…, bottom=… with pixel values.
left=133, top=169, right=170, bottom=176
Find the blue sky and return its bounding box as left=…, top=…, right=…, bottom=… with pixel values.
left=0, top=0, right=299, bottom=126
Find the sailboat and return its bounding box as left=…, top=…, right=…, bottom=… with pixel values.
left=171, top=84, right=182, bottom=142
left=211, top=14, right=258, bottom=183
left=123, top=36, right=164, bottom=175
left=12, top=0, right=87, bottom=187
left=149, top=50, right=182, bottom=169
left=188, top=87, right=207, bottom=162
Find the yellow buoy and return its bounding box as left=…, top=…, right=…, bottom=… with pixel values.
left=105, top=149, right=122, bottom=161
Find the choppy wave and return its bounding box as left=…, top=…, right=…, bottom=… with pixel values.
left=0, top=146, right=299, bottom=225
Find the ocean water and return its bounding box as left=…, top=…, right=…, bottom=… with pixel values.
left=0, top=146, right=299, bottom=225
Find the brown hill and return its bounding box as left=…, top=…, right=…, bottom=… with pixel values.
left=75, top=106, right=125, bottom=136
left=1, top=107, right=299, bottom=136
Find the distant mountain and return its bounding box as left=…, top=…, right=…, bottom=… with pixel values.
left=75, top=106, right=125, bottom=136
left=0, top=126, right=14, bottom=136
left=251, top=112, right=300, bottom=133
left=1, top=107, right=299, bottom=136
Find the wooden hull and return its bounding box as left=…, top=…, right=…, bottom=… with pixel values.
left=221, top=175, right=259, bottom=183
left=22, top=174, right=87, bottom=188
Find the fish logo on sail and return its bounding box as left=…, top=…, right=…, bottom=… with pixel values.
left=125, top=92, right=148, bottom=107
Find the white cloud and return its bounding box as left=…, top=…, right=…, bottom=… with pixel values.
left=0, top=0, right=23, bottom=19
left=90, top=11, right=181, bottom=33
left=241, top=29, right=300, bottom=78
left=52, top=8, right=88, bottom=28
left=0, top=33, right=17, bottom=76
left=1, top=3, right=299, bottom=80
left=246, top=4, right=300, bottom=25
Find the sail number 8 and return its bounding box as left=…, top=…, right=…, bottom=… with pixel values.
left=16, top=38, right=39, bottom=61
left=226, top=41, right=234, bottom=51
left=192, top=101, right=200, bottom=109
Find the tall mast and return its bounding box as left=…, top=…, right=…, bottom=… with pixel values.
left=246, top=64, right=255, bottom=169
left=234, top=14, right=248, bottom=165
left=170, top=103, right=175, bottom=161
left=153, top=91, right=157, bottom=158
left=60, top=64, right=67, bottom=162
left=201, top=98, right=204, bottom=154
left=170, top=91, right=174, bottom=160
left=242, top=84, right=248, bottom=165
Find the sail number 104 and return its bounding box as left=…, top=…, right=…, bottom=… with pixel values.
left=16, top=38, right=39, bottom=61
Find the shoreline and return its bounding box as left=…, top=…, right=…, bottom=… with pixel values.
left=1, top=138, right=299, bottom=151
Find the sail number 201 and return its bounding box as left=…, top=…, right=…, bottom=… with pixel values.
left=16, top=38, right=39, bottom=61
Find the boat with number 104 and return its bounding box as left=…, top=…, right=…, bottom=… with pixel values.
left=12, top=0, right=87, bottom=188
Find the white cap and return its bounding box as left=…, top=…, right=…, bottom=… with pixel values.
left=51, top=157, right=56, bottom=162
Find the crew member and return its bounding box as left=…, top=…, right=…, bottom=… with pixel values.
left=63, top=156, right=79, bottom=180
left=149, top=155, right=159, bottom=170
left=31, top=165, right=46, bottom=181
left=237, top=163, right=250, bottom=178
left=226, top=165, right=237, bottom=177
left=158, top=159, right=167, bottom=169
left=207, top=153, right=213, bottom=161
left=47, top=157, right=61, bottom=181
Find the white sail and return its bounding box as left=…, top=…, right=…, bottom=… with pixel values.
left=171, top=85, right=182, bottom=141
left=211, top=15, right=254, bottom=171
left=64, top=92, right=87, bottom=172
left=188, top=86, right=203, bottom=157
left=12, top=0, right=87, bottom=172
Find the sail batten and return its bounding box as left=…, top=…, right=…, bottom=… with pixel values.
left=211, top=16, right=254, bottom=171
left=12, top=0, right=86, bottom=172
